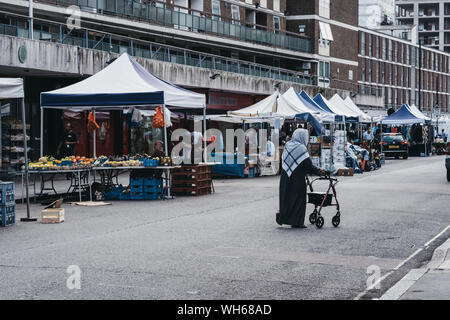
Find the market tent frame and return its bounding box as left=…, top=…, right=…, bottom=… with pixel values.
left=40, top=53, right=207, bottom=158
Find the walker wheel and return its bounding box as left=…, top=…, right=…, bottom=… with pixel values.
left=332, top=215, right=340, bottom=227
left=315, top=216, right=324, bottom=229
left=309, top=211, right=317, bottom=224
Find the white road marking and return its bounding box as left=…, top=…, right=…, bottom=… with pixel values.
left=354, top=223, right=450, bottom=300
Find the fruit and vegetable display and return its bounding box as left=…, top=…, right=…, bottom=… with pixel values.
left=28, top=154, right=173, bottom=170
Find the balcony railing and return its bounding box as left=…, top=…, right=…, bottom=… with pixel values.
left=35, top=0, right=311, bottom=53
left=0, top=18, right=314, bottom=86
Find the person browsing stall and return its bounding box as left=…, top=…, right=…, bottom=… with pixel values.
left=276, top=129, right=324, bottom=229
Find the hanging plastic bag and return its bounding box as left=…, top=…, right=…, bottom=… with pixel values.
left=153, top=106, right=165, bottom=128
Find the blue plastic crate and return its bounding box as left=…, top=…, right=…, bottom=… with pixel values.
left=129, top=191, right=144, bottom=200
left=143, top=178, right=163, bottom=188
left=144, top=190, right=164, bottom=200
left=247, top=167, right=255, bottom=178
left=119, top=192, right=130, bottom=200
left=1, top=182, right=15, bottom=205
left=142, top=158, right=159, bottom=167
left=130, top=177, right=144, bottom=185
left=130, top=185, right=144, bottom=193
left=144, top=185, right=164, bottom=193
left=1, top=204, right=15, bottom=227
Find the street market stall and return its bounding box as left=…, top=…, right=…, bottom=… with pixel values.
left=39, top=53, right=207, bottom=200
left=0, top=78, right=34, bottom=224
left=380, top=104, right=432, bottom=157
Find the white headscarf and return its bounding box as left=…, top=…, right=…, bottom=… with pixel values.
left=282, top=129, right=310, bottom=177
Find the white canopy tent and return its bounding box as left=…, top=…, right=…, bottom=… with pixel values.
left=328, top=94, right=360, bottom=119
left=408, top=104, right=432, bottom=122
left=0, top=78, right=33, bottom=221
left=40, top=53, right=207, bottom=158
left=344, top=96, right=372, bottom=123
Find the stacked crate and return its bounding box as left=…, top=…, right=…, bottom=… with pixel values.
left=128, top=177, right=163, bottom=200
left=171, top=165, right=212, bottom=196
left=1, top=182, right=15, bottom=227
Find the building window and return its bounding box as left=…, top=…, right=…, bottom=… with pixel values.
left=382, top=38, right=386, bottom=60
left=376, top=61, right=379, bottom=83
left=361, top=32, right=365, bottom=56
left=368, top=60, right=372, bottom=82
left=406, top=45, right=410, bottom=65
left=368, top=34, right=372, bottom=57
left=273, top=0, right=280, bottom=12
left=388, top=40, right=392, bottom=61
left=361, top=59, right=366, bottom=82
left=381, top=62, right=385, bottom=83
left=273, top=16, right=281, bottom=34
left=376, top=37, right=379, bottom=59
left=389, top=64, right=392, bottom=85
left=212, top=0, right=221, bottom=20
left=319, top=0, right=330, bottom=18
left=394, top=42, right=398, bottom=62
left=319, top=61, right=330, bottom=78
left=231, top=5, right=240, bottom=24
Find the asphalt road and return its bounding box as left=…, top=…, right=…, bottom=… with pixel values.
left=0, top=156, right=449, bottom=300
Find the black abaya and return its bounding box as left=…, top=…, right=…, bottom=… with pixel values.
left=278, top=158, right=321, bottom=226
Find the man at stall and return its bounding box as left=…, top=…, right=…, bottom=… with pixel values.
left=152, top=140, right=165, bottom=158
left=57, top=122, right=78, bottom=158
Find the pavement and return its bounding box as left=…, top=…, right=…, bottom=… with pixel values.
left=380, top=236, right=450, bottom=300
left=0, top=155, right=449, bottom=300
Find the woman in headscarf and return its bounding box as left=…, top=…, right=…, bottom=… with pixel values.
left=276, top=128, right=324, bottom=228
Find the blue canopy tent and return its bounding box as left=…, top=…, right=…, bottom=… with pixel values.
left=381, top=104, right=430, bottom=125
left=40, top=53, right=207, bottom=159
left=313, top=93, right=345, bottom=122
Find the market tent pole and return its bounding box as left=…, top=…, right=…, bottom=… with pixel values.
left=163, top=104, right=168, bottom=156
left=93, top=108, right=96, bottom=158
left=40, top=106, right=43, bottom=158
left=203, top=104, right=207, bottom=163
left=20, top=98, right=36, bottom=222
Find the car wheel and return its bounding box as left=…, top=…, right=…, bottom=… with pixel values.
left=395, top=156, right=399, bottom=159
left=403, top=154, right=408, bottom=159
left=447, top=169, right=450, bottom=182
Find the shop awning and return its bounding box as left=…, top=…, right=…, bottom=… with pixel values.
left=0, top=78, right=24, bottom=99
left=228, top=92, right=278, bottom=117
left=41, top=53, right=206, bottom=109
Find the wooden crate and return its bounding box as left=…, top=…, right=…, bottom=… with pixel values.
left=171, top=185, right=212, bottom=196
left=41, top=208, right=65, bottom=224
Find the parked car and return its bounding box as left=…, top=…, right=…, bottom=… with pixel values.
left=380, top=133, right=409, bottom=159
left=446, top=142, right=450, bottom=182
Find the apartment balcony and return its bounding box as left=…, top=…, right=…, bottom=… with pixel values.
left=0, top=18, right=314, bottom=86
left=34, top=0, right=311, bottom=53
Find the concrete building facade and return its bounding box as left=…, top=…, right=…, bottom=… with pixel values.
left=395, top=0, right=450, bottom=53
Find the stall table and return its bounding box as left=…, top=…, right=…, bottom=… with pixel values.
left=27, top=168, right=92, bottom=202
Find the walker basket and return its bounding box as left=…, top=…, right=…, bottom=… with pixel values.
left=308, top=192, right=333, bottom=207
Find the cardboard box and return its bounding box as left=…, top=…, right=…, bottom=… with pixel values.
left=41, top=208, right=65, bottom=224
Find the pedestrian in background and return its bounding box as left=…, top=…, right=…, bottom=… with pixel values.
left=276, top=128, right=324, bottom=228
